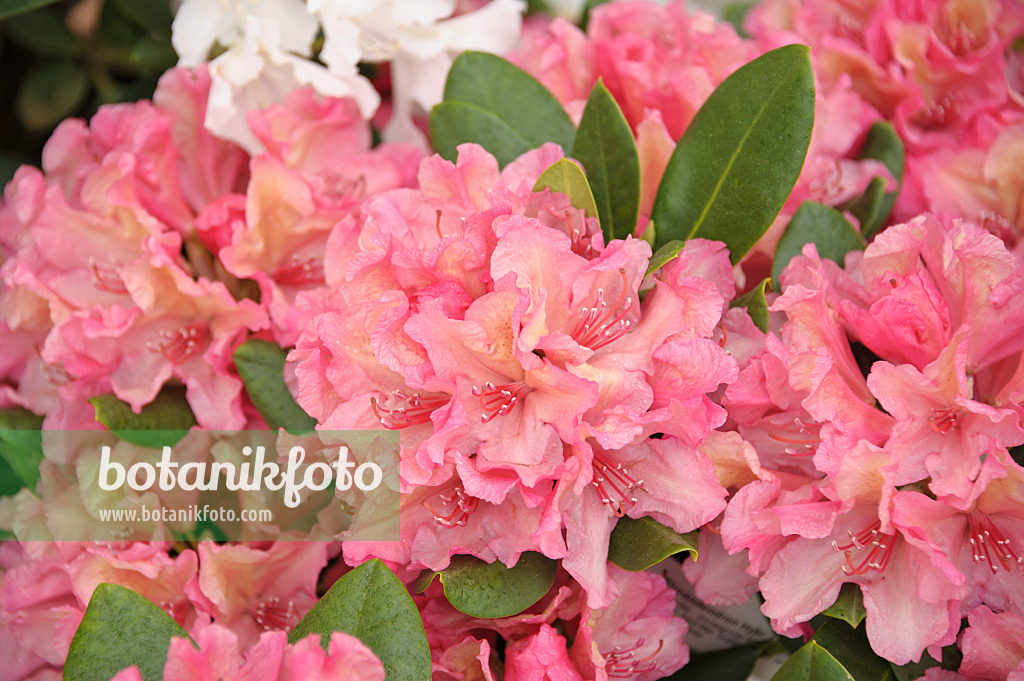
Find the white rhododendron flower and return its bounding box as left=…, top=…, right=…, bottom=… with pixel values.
left=205, top=17, right=380, bottom=153
left=311, top=0, right=526, bottom=146
left=171, top=0, right=319, bottom=67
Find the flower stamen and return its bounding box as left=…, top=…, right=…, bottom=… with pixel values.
left=147, top=321, right=209, bottom=364
left=571, top=269, right=633, bottom=351
left=968, top=511, right=1022, bottom=573
left=591, top=451, right=648, bottom=517
left=370, top=390, right=449, bottom=429
left=472, top=381, right=530, bottom=423
left=832, top=520, right=896, bottom=575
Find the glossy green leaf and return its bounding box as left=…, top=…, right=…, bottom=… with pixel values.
left=130, top=35, right=178, bottom=74
left=3, top=9, right=76, bottom=54
left=0, top=407, right=43, bottom=491
left=731, top=277, right=772, bottom=333
left=288, top=559, right=432, bottom=681
left=822, top=583, right=866, bottom=628
left=90, top=388, right=196, bottom=448
left=0, top=0, right=61, bottom=20
left=774, top=620, right=894, bottom=681
left=233, top=339, right=317, bottom=433
left=665, top=640, right=773, bottom=681
left=571, top=79, right=641, bottom=241
left=891, top=643, right=962, bottom=681
left=651, top=44, right=814, bottom=265
left=16, top=59, right=88, bottom=132
left=533, top=158, right=598, bottom=218
left=64, top=583, right=193, bottom=681
left=430, top=51, right=575, bottom=167
left=107, top=0, right=172, bottom=36
left=437, top=552, right=557, bottom=618
left=646, top=239, right=686, bottom=276
left=724, top=2, right=755, bottom=37
left=579, top=0, right=613, bottom=30
left=840, top=176, right=884, bottom=239
left=855, top=121, right=905, bottom=239
left=608, top=516, right=698, bottom=571
left=772, top=201, right=866, bottom=290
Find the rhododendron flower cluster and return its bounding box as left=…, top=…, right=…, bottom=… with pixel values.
left=717, top=214, right=1024, bottom=664
left=1, top=0, right=1023, bottom=680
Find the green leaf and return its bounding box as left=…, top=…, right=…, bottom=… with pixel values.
left=437, top=552, right=557, bottom=618
left=665, top=640, right=773, bottom=681
left=571, top=79, right=641, bottom=241
left=772, top=201, right=866, bottom=290
left=130, top=35, right=178, bottom=74
left=774, top=620, right=894, bottom=681
left=579, top=0, right=613, bottom=30
left=288, top=559, right=432, bottom=681
left=430, top=51, right=575, bottom=167
left=1011, top=444, right=1024, bottom=468
left=0, top=407, right=43, bottom=491
left=107, top=0, right=172, bottom=36
left=646, top=239, right=687, bottom=276
left=724, top=2, right=755, bottom=37
left=608, top=516, right=699, bottom=571
left=855, top=121, right=905, bottom=239
left=651, top=44, right=814, bottom=265
left=841, top=176, right=887, bottom=239
left=3, top=9, right=76, bottom=54
left=731, top=277, right=772, bottom=333
left=822, top=583, right=866, bottom=628
left=890, top=643, right=962, bottom=681
left=0, top=0, right=61, bottom=20
left=533, top=158, right=598, bottom=218
left=233, top=339, right=317, bottom=433
left=90, top=387, right=196, bottom=448
left=16, top=59, right=89, bottom=132
left=0, top=152, right=33, bottom=187
left=64, top=583, right=193, bottom=681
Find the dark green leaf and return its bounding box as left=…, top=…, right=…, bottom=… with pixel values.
left=608, top=516, right=698, bottom=571
left=1011, top=444, right=1024, bottom=467
left=288, top=559, right=432, bottom=681
left=0, top=407, right=44, bottom=491
left=890, top=643, right=962, bottom=681
left=665, top=640, right=773, bottom=681
left=647, top=239, right=687, bottom=276
left=233, top=339, right=317, bottom=433
left=841, top=176, right=887, bottom=239
left=772, top=201, right=866, bottom=291
left=808, top=620, right=895, bottom=681
left=724, top=2, right=755, bottom=37
left=772, top=639, right=856, bottom=681
left=438, top=552, right=557, bottom=618
left=579, top=0, right=613, bottom=30
left=90, top=388, right=196, bottom=447
left=0, top=455, right=25, bottom=496
left=0, top=0, right=61, bottom=20
left=3, top=9, right=76, bottom=54
left=533, top=158, right=598, bottom=218
left=0, top=153, right=33, bottom=188
left=856, top=122, right=905, bottom=239
left=107, top=0, right=172, bottom=36
left=64, top=583, right=194, bottom=681
left=16, top=59, right=89, bottom=131
left=571, top=79, right=641, bottom=241
left=411, top=569, right=438, bottom=594
left=651, top=44, right=815, bottom=265
left=731, top=277, right=772, bottom=333
left=822, top=583, right=866, bottom=628
left=130, top=35, right=178, bottom=74
left=430, top=51, right=575, bottom=167
left=774, top=619, right=896, bottom=681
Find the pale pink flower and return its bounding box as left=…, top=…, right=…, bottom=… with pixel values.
left=959, top=605, right=1024, bottom=681
left=185, top=542, right=328, bottom=649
